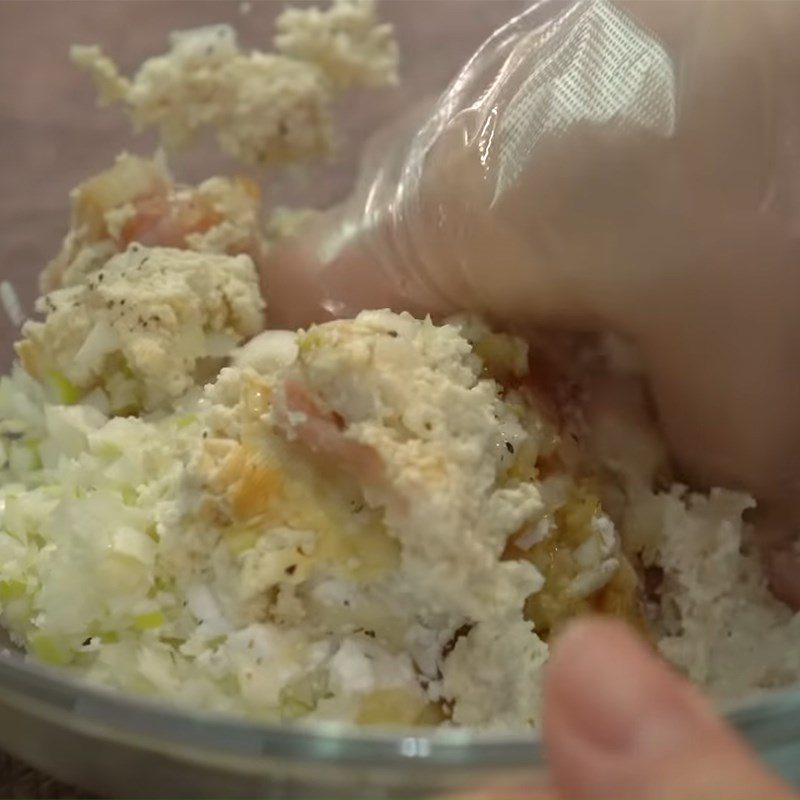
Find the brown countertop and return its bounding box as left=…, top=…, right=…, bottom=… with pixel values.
left=0, top=752, right=86, bottom=799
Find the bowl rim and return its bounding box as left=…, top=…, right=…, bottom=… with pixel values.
left=0, top=648, right=799, bottom=767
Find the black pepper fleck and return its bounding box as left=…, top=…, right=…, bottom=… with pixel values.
left=505, top=441, right=515, bottom=454
left=387, top=330, right=398, bottom=338
left=82, top=637, right=92, bottom=647
left=285, top=564, right=297, bottom=576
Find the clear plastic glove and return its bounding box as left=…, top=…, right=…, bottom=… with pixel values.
left=265, top=0, right=800, bottom=508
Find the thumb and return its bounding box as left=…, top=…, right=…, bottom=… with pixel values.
left=543, top=617, right=795, bottom=800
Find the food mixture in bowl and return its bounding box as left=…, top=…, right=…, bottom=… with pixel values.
left=1, top=0, right=800, bottom=730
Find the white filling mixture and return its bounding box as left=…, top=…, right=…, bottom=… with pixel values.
left=1, top=0, right=799, bottom=730
left=71, top=0, right=397, bottom=167
left=3, top=254, right=799, bottom=727
left=0, top=294, right=621, bottom=727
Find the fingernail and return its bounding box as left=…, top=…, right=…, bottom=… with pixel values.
left=546, top=617, right=708, bottom=757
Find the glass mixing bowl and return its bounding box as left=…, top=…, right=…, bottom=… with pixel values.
left=1, top=2, right=800, bottom=796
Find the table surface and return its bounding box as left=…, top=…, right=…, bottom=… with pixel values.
left=0, top=0, right=524, bottom=795
left=0, top=753, right=86, bottom=799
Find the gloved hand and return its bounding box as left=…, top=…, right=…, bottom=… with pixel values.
left=264, top=0, right=800, bottom=509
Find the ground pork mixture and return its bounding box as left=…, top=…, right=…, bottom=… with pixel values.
left=1, top=0, right=798, bottom=730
